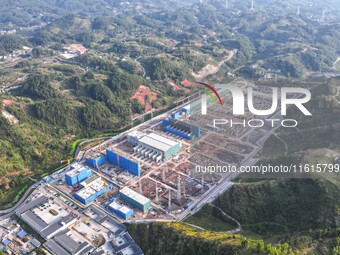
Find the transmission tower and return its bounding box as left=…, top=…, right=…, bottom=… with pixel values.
left=168, top=189, right=171, bottom=212
left=177, top=175, right=181, bottom=201
left=321, top=10, right=325, bottom=22
left=155, top=182, right=159, bottom=204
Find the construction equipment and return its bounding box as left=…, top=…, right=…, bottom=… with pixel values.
left=173, top=112, right=187, bottom=125
left=95, top=163, right=108, bottom=198
left=60, top=139, right=102, bottom=172
left=83, top=139, right=102, bottom=152
left=74, top=173, right=81, bottom=191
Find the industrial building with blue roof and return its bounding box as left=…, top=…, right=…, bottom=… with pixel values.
left=108, top=201, right=133, bottom=220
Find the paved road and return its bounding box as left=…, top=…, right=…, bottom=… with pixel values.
left=0, top=184, right=37, bottom=220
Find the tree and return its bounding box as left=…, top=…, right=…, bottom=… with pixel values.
left=0, top=34, right=27, bottom=53
left=35, top=248, right=46, bottom=255
left=23, top=74, right=60, bottom=100
left=256, top=240, right=264, bottom=252
left=241, top=239, right=248, bottom=248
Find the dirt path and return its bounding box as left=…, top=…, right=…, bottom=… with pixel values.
left=135, top=56, right=146, bottom=77
left=274, top=133, right=288, bottom=155
left=192, top=50, right=236, bottom=81
left=333, top=56, right=340, bottom=68
left=333, top=87, right=340, bottom=105
left=208, top=203, right=242, bottom=234
left=1, top=109, right=19, bottom=124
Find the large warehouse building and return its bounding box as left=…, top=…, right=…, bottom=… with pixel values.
left=65, top=163, right=92, bottom=187
left=44, top=229, right=93, bottom=255
left=15, top=196, right=77, bottom=239
left=128, top=132, right=181, bottom=162
left=119, top=187, right=151, bottom=212
left=74, top=175, right=113, bottom=204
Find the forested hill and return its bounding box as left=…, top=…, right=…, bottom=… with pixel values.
left=128, top=179, right=340, bottom=255
left=214, top=179, right=339, bottom=234
left=0, top=0, right=196, bottom=28
left=128, top=222, right=296, bottom=255
left=1, top=0, right=340, bottom=29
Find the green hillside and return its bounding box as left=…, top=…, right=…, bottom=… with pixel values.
left=128, top=222, right=295, bottom=255
left=215, top=179, right=339, bottom=236
left=172, top=178, right=340, bottom=255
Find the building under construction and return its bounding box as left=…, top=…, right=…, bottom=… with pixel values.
left=85, top=150, right=141, bottom=177
left=74, top=175, right=113, bottom=204
left=85, top=153, right=107, bottom=169
left=65, top=163, right=92, bottom=187
left=162, top=117, right=201, bottom=140
left=128, top=132, right=181, bottom=162
left=106, top=149, right=141, bottom=176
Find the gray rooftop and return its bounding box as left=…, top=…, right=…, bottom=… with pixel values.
left=30, top=238, right=41, bottom=248
left=139, top=133, right=179, bottom=153
left=110, top=233, right=143, bottom=255
left=82, top=175, right=101, bottom=187
left=21, top=210, right=48, bottom=231
left=120, top=187, right=150, bottom=205
left=44, top=239, right=69, bottom=255
left=41, top=214, right=73, bottom=238
left=66, top=163, right=89, bottom=178
left=54, top=229, right=92, bottom=255
left=16, top=195, right=48, bottom=215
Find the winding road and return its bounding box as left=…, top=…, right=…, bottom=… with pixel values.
left=135, top=56, right=146, bottom=77
left=208, top=203, right=242, bottom=234
left=274, top=133, right=288, bottom=155
left=192, top=49, right=237, bottom=82
left=0, top=184, right=37, bottom=220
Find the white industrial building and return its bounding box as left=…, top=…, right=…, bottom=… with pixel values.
left=127, top=132, right=181, bottom=162
left=127, top=131, right=145, bottom=146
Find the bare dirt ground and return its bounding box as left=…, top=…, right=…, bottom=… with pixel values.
left=191, top=50, right=236, bottom=81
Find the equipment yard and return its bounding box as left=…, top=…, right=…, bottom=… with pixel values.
left=33, top=80, right=290, bottom=224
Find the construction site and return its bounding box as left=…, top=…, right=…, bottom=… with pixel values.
left=43, top=80, right=290, bottom=222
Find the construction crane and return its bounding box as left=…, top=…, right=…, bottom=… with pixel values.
left=74, top=172, right=82, bottom=191
left=61, top=139, right=102, bottom=172
left=61, top=152, right=93, bottom=172
left=83, top=139, right=102, bottom=152
left=95, top=162, right=108, bottom=198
